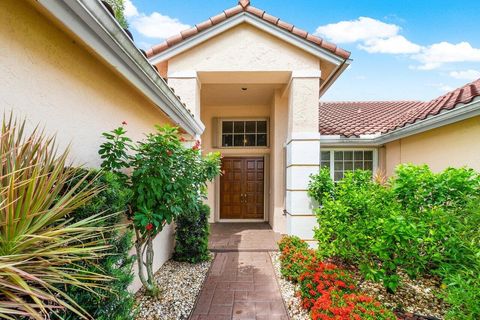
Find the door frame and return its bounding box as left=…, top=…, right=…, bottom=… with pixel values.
left=215, top=153, right=269, bottom=223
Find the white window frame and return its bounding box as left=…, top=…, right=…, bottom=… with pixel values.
left=218, top=118, right=270, bottom=149
left=320, top=148, right=378, bottom=181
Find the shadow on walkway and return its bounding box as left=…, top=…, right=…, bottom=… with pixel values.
left=190, top=223, right=288, bottom=319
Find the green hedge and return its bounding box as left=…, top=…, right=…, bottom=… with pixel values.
left=53, top=170, right=135, bottom=320
left=309, top=164, right=480, bottom=319
left=173, top=203, right=211, bottom=263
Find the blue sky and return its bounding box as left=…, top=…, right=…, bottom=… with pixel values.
left=124, top=0, right=480, bottom=101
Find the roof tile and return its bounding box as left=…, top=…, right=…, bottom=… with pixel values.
left=245, top=6, right=265, bottom=17
left=224, top=5, right=243, bottom=17
left=210, top=12, right=227, bottom=25
left=319, top=78, right=480, bottom=137
left=262, top=12, right=279, bottom=24
left=146, top=1, right=350, bottom=59
left=180, top=27, right=199, bottom=39
left=196, top=19, right=213, bottom=32
left=292, top=27, right=308, bottom=39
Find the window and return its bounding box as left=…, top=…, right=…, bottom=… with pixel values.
left=221, top=120, right=268, bottom=147
left=320, top=149, right=376, bottom=181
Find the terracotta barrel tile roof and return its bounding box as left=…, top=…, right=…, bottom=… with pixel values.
left=320, top=78, right=480, bottom=137
left=146, top=0, right=350, bottom=60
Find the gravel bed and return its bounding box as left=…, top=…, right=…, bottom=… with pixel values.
left=135, top=255, right=213, bottom=320
left=270, top=252, right=309, bottom=320
left=354, top=271, right=448, bottom=319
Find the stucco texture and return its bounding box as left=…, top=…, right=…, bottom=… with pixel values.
left=1, top=0, right=172, bottom=167
left=1, top=0, right=177, bottom=292
left=385, top=116, right=480, bottom=175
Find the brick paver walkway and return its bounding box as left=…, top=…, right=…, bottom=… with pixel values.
left=191, top=224, right=288, bottom=320
left=208, top=223, right=281, bottom=252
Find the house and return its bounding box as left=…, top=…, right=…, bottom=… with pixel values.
left=145, top=0, right=480, bottom=244
left=1, top=0, right=203, bottom=291
left=2, top=0, right=480, bottom=272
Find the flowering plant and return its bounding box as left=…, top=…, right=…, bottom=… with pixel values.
left=298, top=262, right=356, bottom=309
left=310, top=291, right=396, bottom=320
left=99, top=124, right=221, bottom=296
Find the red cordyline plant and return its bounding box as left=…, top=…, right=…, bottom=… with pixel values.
left=99, top=124, right=221, bottom=296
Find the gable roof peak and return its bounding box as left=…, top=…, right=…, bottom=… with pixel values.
left=238, top=0, right=250, bottom=8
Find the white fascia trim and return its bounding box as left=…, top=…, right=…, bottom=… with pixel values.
left=37, top=0, right=204, bottom=136
left=320, top=59, right=352, bottom=97
left=320, top=98, right=480, bottom=146
left=149, top=13, right=345, bottom=66
left=378, top=97, right=480, bottom=144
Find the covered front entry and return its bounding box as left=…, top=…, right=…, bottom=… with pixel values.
left=220, top=157, right=265, bottom=220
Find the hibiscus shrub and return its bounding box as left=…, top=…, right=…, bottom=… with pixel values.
left=279, top=236, right=315, bottom=282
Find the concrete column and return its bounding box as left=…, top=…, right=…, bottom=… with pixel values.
left=167, top=71, right=201, bottom=119
left=285, top=74, right=321, bottom=243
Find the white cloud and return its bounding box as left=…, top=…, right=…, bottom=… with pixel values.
left=126, top=0, right=190, bottom=40
left=429, top=83, right=455, bottom=93
left=124, top=0, right=139, bottom=18
left=132, top=13, right=190, bottom=39
left=360, top=35, right=422, bottom=54
left=413, top=42, right=480, bottom=70
left=315, top=17, right=399, bottom=44
left=449, top=69, right=480, bottom=81
left=315, top=17, right=480, bottom=71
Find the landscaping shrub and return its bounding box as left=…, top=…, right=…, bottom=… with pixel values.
left=99, top=124, right=221, bottom=296
left=310, top=291, right=397, bottom=320
left=308, top=164, right=480, bottom=317
left=278, top=236, right=395, bottom=320
left=173, top=203, right=211, bottom=263
left=53, top=170, right=135, bottom=320
left=308, top=167, right=335, bottom=205
left=298, top=261, right=356, bottom=310
left=0, top=117, right=113, bottom=319
left=278, top=236, right=315, bottom=281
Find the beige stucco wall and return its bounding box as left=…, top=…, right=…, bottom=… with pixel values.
left=385, top=116, right=480, bottom=176
left=1, top=0, right=177, bottom=292
left=167, top=24, right=320, bottom=73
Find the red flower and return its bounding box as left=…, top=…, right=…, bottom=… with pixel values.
left=166, top=150, right=172, bottom=156
left=192, top=140, right=201, bottom=151
left=145, top=223, right=153, bottom=231
left=122, top=121, right=127, bottom=125
left=179, top=137, right=186, bottom=142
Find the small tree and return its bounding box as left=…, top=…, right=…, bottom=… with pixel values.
left=99, top=124, right=221, bottom=296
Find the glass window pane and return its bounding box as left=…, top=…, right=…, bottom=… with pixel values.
left=354, top=161, right=364, bottom=170
left=334, top=151, right=343, bottom=160
left=234, top=121, right=245, bottom=133
left=334, top=172, right=344, bottom=181
left=334, top=161, right=343, bottom=171
left=222, top=134, right=233, bottom=147
left=364, top=151, right=373, bottom=161
left=245, top=134, right=256, bottom=147
left=321, top=151, right=330, bottom=161
left=245, top=121, right=256, bottom=133
left=257, top=121, right=267, bottom=133
left=354, top=151, right=363, bottom=161
left=257, top=134, right=267, bottom=146
left=364, top=161, right=373, bottom=170
left=321, top=161, right=330, bottom=169
left=234, top=134, right=244, bottom=146
left=344, top=161, right=353, bottom=171
left=222, top=121, right=233, bottom=134
left=344, top=151, right=353, bottom=161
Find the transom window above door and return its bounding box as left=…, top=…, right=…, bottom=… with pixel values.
left=221, top=120, right=268, bottom=147
left=321, top=149, right=376, bottom=181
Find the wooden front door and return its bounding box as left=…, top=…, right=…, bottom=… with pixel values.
left=220, top=157, right=264, bottom=219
